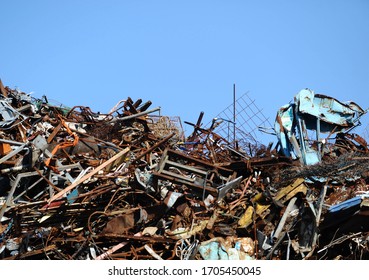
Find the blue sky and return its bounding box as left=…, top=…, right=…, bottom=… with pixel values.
left=1, top=0, right=369, bottom=144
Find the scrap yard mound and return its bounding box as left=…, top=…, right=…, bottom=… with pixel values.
left=1, top=79, right=369, bottom=260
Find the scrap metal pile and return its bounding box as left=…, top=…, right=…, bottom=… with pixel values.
left=1, top=80, right=369, bottom=260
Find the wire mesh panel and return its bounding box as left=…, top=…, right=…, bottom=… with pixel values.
left=209, top=91, right=273, bottom=150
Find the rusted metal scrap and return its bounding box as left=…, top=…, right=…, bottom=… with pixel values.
left=1, top=81, right=369, bottom=260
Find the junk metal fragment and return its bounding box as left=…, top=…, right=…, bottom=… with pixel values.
left=1, top=81, right=369, bottom=260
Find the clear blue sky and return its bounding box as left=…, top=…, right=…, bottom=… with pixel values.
left=1, top=0, right=369, bottom=144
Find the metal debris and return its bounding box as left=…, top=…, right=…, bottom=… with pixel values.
left=1, top=80, right=369, bottom=260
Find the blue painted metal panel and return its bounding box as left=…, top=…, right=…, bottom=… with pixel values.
left=274, top=89, right=367, bottom=165
left=296, top=89, right=364, bottom=131
left=328, top=196, right=362, bottom=213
